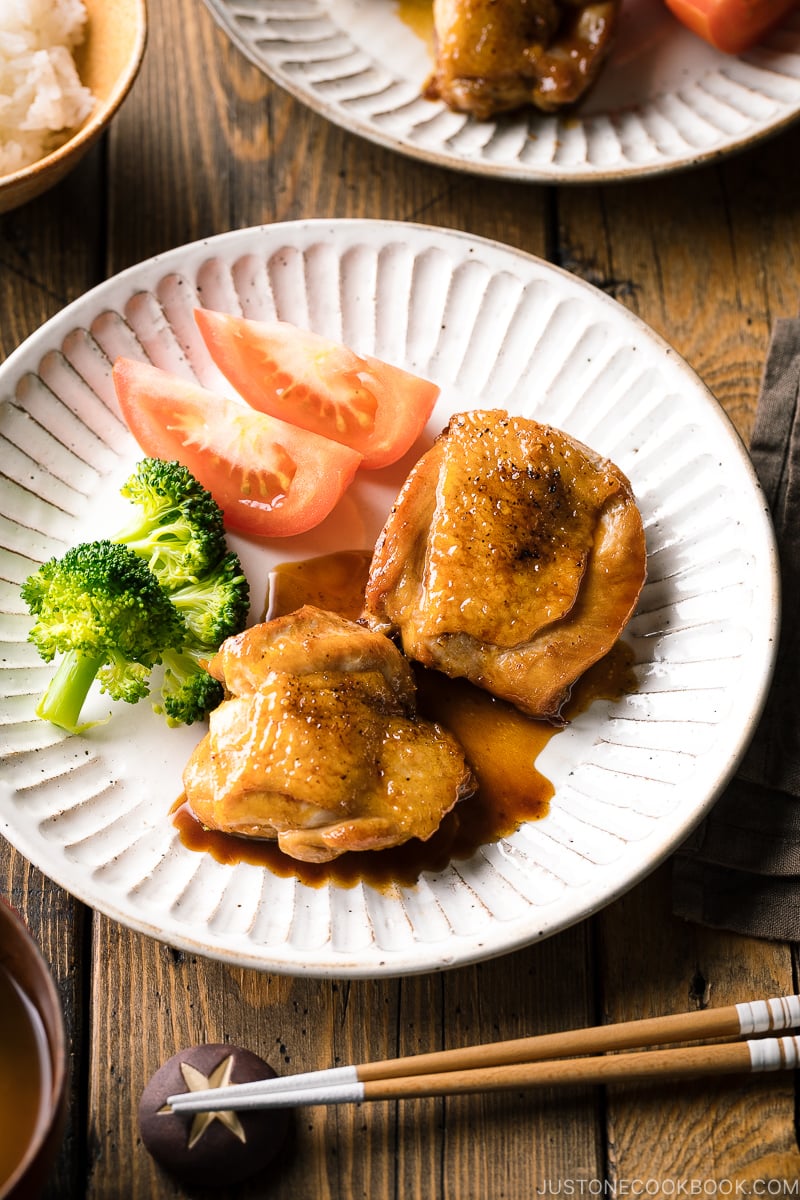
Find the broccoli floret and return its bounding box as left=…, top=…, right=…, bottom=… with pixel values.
left=21, top=460, right=251, bottom=734
left=157, top=644, right=224, bottom=727
left=114, top=458, right=228, bottom=590
left=21, top=540, right=187, bottom=734
left=168, top=551, right=250, bottom=646
left=154, top=552, right=250, bottom=726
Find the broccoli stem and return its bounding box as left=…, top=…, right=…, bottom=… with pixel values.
left=35, top=650, right=105, bottom=734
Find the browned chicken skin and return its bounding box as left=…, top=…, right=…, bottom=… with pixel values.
left=362, top=411, right=646, bottom=721
left=183, top=606, right=475, bottom=862
left=425, top=0, right=621, bottom=120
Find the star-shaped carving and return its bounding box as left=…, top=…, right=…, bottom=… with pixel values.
left=161, top=1055, right=247, bottom=1150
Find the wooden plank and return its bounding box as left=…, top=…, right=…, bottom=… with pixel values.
left=85, top=924, right=605, bottom=1197
left=434, top=929, right=604, bottom=1195
left=558, top=133, right=800, bottom=1185
left=597, top=868, right=800, bottom=1185
left=1, top=143, right=109, bottom=1200
left=0, top=144, right=104, bottom=354
left=556, top=133, right=800, bottom=442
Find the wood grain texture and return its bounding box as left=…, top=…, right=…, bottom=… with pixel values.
left=2, top=0, right=800, bottom=1195
left=597, top=868, right=800, bottom=1186
left=81, top=924, right=602, bottom=1197
left=0, top=127, right=106, bottom=1200
left=557, top=128, right=800, bottom=445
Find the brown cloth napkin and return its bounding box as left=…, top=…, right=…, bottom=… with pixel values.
left=672, top=318, right=800, bottom=942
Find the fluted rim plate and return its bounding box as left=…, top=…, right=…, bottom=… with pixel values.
left=0, top=220, right=779, bottom=976
left=200, top=0, right=800, bottom=182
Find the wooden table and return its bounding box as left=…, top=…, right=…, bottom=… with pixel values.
left=3, top=3, right=800, bottom=1196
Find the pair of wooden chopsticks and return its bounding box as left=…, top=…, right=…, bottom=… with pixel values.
left=166, top=995, right=800, bottom=1114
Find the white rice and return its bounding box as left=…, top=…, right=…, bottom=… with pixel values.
left=0, top=0, right=96, bottom=176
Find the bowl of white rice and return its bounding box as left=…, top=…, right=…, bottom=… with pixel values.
left=0, top=0, right=147, bottom=214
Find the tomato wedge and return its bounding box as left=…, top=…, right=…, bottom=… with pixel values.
left=663, top=0, right=796, bottom=53
left=194, top=309, right=440, bottom=471
left=112, top=357, right=362, bottom=538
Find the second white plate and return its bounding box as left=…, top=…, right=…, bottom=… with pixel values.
left=201, top=0, right=800, bottom=182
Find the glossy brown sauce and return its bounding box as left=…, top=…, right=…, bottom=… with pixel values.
left=394, top=0, right=435, bottom=53
left=263, top=550, right=372, bottom=622
left=174, top=550, right=636, bottom=889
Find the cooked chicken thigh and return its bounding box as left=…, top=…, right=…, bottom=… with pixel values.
left=183, top=606, right=474, bottom=862
left=425, top=0, right=620, bottom=120
left=363, top=411, right=646, bottom=721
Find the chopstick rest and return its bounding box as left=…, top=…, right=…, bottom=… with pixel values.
left=167, top=994, right=800, bottom=1115
left=140, top=1044, right=290, bottom=1188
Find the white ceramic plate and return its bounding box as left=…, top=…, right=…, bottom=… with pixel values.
left=200, top=0, right=800, bottom=183
left=0, top=220, right=778, bottom=977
